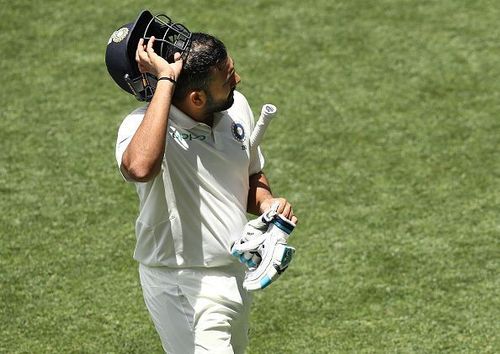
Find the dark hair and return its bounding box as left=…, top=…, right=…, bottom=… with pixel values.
left=171, top=32, right=227, bottom=101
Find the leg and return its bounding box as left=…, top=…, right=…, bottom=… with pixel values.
left=179, top=264, right=252, bottom=354
left=139, top=264, right=196, bottom=354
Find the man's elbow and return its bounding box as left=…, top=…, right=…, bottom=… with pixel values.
left=121, top=161, right=160, bottom=182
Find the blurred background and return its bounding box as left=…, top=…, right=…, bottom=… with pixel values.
left=1, top=0, right=499, bottom=352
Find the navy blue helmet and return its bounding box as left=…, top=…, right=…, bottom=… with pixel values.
left=105, top=10, right=192, bottom=101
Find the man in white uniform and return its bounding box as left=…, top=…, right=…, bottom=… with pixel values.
left=110, top=16, right=297, bottom=353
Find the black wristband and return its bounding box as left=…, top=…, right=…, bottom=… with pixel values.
left=157, top=76, right=176, bottom=85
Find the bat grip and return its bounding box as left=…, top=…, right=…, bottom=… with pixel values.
left=250, top=104, right=277, bottom=148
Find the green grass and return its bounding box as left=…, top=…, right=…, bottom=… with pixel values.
left=1, top=0, right=499, bottom=352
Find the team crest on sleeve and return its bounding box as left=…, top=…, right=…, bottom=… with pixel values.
left=231, top=122, right=246, bottom=143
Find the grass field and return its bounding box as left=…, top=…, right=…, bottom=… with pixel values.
left=1, top=0, right=499, bottom=353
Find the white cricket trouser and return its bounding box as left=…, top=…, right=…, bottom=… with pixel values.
left=139, top=263, right=252, bottom=354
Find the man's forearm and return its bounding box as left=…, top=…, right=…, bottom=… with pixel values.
left=247, top=172, right=273, bottom=215
left=121, top=80, right=175, bottom=181
left=121, top=37, right=183, bottom=182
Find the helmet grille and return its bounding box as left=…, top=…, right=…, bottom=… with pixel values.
left=143, top=14, right=192, bottom=62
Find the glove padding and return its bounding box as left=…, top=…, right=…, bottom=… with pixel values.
left=231, top=205, right=296, bottom=291
left=231, top=203, right=280, bottom=268
left=242, top=214, right=296, bottom=291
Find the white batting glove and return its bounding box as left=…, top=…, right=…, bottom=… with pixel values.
left=243, top=214, right=296, bottom=291
left=231, top=203, right=280, bottom=268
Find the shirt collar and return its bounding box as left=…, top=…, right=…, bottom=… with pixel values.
left=169, top=105, right=199, bottom=130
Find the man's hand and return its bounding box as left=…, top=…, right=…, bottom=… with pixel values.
left=135, top=37, right=183, bottom=80
left=259, top=197, right=298, bottom=225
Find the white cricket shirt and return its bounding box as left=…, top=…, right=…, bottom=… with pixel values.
left=116, top=91, right=265, bottom=267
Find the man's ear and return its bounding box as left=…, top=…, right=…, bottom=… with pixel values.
left=188, top=90, right=207, bottom=108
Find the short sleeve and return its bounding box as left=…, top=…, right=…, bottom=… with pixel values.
left=115, top=105, right=148, bottom=180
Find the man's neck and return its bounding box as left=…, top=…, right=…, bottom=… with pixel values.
left=174, top=99, right=214, bottom=127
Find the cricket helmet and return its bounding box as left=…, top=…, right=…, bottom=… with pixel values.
left=105, top=10, right=192, bottom=101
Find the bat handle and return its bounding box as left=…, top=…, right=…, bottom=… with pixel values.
left=261, top=104, right=277, bottom=118
left=250, top=104, right=278, bottom=148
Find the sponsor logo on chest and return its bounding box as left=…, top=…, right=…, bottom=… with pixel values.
left=171, top=130, right=207, bottom=142
left=169, top=122, right=248, bottom=151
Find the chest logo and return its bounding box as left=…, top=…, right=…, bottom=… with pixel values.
left=231, top=122, right=246, bottom=143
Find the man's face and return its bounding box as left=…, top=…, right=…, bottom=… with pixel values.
left=204, top=56, right=240, bottom=114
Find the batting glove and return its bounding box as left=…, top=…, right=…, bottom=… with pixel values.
left=242, top=214, right=296, bottom=291
left=231, top=203, right=279, bottom=268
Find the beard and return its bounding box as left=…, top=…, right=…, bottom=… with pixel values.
left=205, top=89, right=235, bottom=115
